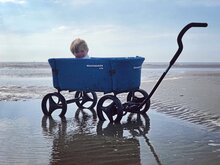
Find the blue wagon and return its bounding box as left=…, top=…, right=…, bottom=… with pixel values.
left=42, top=23, right=207, bottom=122
left=42, top=56, right=150, bottom=122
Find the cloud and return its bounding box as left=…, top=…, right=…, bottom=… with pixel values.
left=141, top=0, right=220, bottom=7
left=51, top=0, right=95, bottom=7
left=51, top=26, right=71, bottom=32
left=50, top=24, right=119, bottom=36
left=0, top=0, right=26, bottom=4
left=176, top=0, right=220, bottom=7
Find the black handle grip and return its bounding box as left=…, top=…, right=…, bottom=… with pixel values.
left=189, top=22, right=208, bottom=27
left=170, top=22, right=208, bottom=66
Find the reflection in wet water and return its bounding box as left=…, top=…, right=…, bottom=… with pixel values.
left=41, top=109, right=162, bottom=165
left=97, top=113, right=162, bottom=165
left=1, top=101, right=220, bottom=165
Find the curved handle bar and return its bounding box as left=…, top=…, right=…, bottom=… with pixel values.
left=170, top=22, right=208, bottom=65
left=137, top=22, right=208, bottom=107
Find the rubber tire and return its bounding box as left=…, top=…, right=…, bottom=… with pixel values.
left=41, top=92, right=67, bottom=117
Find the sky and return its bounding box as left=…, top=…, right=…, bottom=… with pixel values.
left=0, top=0, right=219, bottom=62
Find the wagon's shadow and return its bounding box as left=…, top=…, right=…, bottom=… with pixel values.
left=97, top=113, right=150, bottom=138
left=41, top=109, right=162, bottom=165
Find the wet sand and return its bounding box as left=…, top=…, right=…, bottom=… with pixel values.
left=141, top=70, right=220, bottom=131
left=0, top=100, right=220, bottom=165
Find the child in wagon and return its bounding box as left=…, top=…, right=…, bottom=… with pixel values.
left=70, top=38, right=90, bottom=59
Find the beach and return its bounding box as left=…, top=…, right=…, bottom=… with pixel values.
left=1, top=62, right=220, bottom=164
left=141, top=67, right=220, bottom=131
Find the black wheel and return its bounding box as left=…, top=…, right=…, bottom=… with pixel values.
left=75, top=91, right=97, bottom=109
left=41, top=92, right=67, bottom=117
left=97, top=95, right=123, bottom=123
left=127, top=89, right=150, bottom=113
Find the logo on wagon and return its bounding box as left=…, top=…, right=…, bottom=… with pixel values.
left=86, top=64, right=104, bottom=69
left=133, top=66, right=142, bottom=69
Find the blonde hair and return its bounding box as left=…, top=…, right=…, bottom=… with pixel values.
left=70, top=38, right=89, bottom=55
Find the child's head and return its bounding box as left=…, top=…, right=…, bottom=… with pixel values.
left=70, top=38, right=89, bottom=58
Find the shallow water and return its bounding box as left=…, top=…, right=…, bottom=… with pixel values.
left=0, top=100, right=220, bottom=165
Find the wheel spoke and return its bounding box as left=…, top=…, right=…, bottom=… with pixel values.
left=132, top=96, right=138, bottom=102
left=48, top=96, right=58, bottom=114
left=79, top=98, right=87, bottom=106
left=79, top=93, right=95, bottom=106
left=83, top=92, right=95, bottom=102
left=49, top=96, right=56, bottom=106
left=75, top=91, right=97, bottom=109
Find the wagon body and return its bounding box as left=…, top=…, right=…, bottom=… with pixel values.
left=48, top=56, right=145, bottom=93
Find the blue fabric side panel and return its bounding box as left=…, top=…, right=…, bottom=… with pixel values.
left=48, top=58, right=60, bottom=89
left=111, top=57, right=145, bottom=92
left=48, top=57, right=145, bottom=93
left=51, top=58, right=112, bottom=92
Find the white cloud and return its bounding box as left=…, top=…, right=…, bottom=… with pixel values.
left=51, top=26, right=71, bottom=32
left=0, top=0, right=26, bottom=4
left=176, top=0, right=220, bottom=7
left=71, top=0, right=94, bottom=6
left=51, top=0, right=95, bottom=7
left=142, top=0, right=220, bottom=7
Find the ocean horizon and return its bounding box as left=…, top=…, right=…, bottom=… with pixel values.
left=1, top=61, right=220, bottom=68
